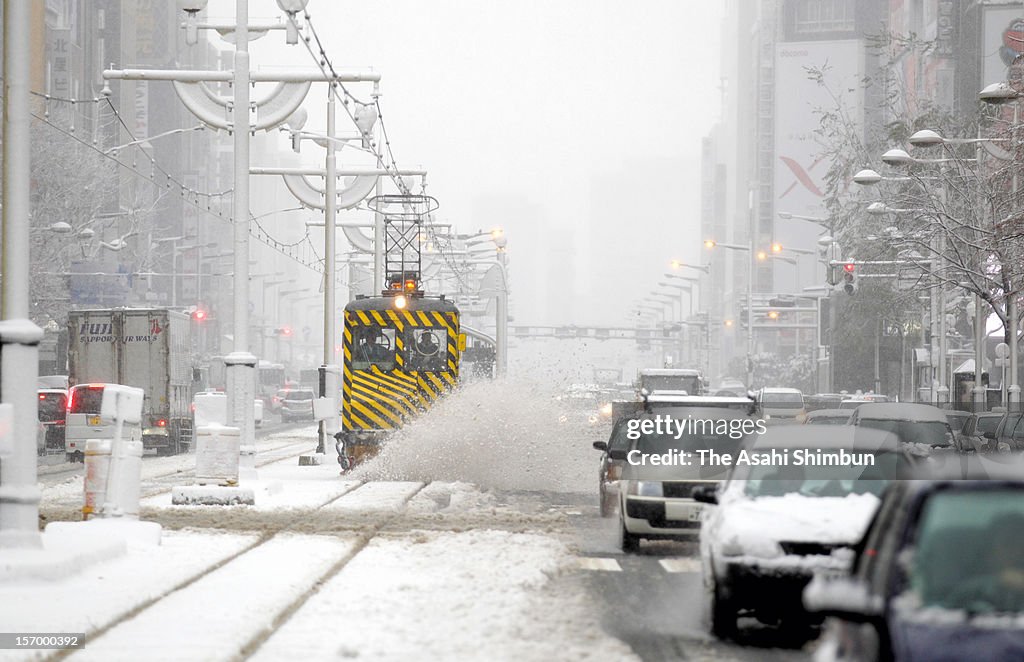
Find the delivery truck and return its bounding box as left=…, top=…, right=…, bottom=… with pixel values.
left=67, top=308, right=194, bottom=457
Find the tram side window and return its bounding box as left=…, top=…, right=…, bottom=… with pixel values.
left=409, top=328, right=448, bottom=371
left=352, top=326, right=397, bottom=371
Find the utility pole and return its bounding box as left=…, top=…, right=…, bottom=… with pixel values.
left=0, top=0, right=43, bottom=549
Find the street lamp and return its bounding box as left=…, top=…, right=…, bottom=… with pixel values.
left=856, top=168, right=946, bottom=402
left=908, top=129, right=1004, bottom=148
left=778, top=211, right=828, bottom=225
left=669, top=260, right=710, bottom=275
left=881, top=148, right=972, bottom=167
left=658, top=281, right=694, bottom=316
left=979, top=83, right=1022, bottom=408
left=706, top=238, right=754, bottom=388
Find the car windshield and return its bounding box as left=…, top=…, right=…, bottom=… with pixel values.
left=945, top=413, right=969, bottom=431
left=857, top=419, right=952, bottom=447
left=740, top=450, right=895, bottom=498
left=807, top=416, right=848, bottom=426
left=38, top=393, right=67, bottom=421
left=977, top=416, right=1002, bottom=435
left=68, top=386, right=103, bottom=414
left=1002, top=415, right=1024, bottom=440
left=763, top=392, right=803, bottom=408
left=909, top=490, right=1024, bottom=614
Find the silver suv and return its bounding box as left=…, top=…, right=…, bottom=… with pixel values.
left=280, top=388, right=315, bottom=422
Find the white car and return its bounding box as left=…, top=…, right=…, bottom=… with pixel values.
left=614, top=408, right=761, bottom=552
left=756, top=386, right=806, bottom=424
left=696, top=426, right=903, bottom=638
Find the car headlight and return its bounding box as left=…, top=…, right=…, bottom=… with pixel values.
left=718, top=531, right=782, bottom=559
left=629, top=481, right=663, bottom=497
left=719, top=538, right=746, bottom=557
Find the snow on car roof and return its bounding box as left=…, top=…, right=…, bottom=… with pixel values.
left=854, top=402, right=949, bottom=423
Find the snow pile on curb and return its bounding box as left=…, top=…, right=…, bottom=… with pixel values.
left=251, top=529, right=637, bottom=661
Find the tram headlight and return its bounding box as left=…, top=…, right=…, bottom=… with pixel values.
left=394, top=294, right=408, bottom=310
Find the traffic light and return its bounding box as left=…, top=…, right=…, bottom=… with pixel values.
left=277, top=326, right=293, bottom=336
left=191, top=308, right=208, bottom=322
left=843, top=263, right=857, bottom=295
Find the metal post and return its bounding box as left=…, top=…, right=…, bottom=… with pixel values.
left=937, top=233, right=949, bottom=403
left=746, top=190, right=755, bottom=389
left=678, top=287, right=687, bottom=365
left=828, top=292, right=837, bottom=392
left=874, top=319, right=882, bottom=395
left=1010, top=295, right=1020, bottom=409
left=225, top=0, right=257, bottom=479
left=319, top=89, right=340, bottom=454
left=974, top=294, right=986, bottom=410
left=930, top=276, right=939, bottom=403
left=0, top=0, right=43, bottom=549
left=1011, top=103, right=1021, bottom=410
left=496, top=288, right=508, bottom=377
left=373, top=172, right=384, bottom=293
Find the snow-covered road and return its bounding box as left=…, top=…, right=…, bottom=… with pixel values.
left=3, top=381, right=816, bottom=661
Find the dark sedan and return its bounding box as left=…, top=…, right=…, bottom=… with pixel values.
left=961, top=413, right=1004, bottom=453
left=805, top=471, right=1024, bottom=661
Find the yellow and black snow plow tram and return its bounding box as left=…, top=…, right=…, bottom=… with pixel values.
left=336, top=193, right=465, bottom=470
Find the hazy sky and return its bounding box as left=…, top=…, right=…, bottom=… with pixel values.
left=208, top=0, right=723, bottom=326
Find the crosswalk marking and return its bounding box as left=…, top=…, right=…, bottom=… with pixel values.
left=658, top=557, right=702, bottom=573
left=575, top=557, right=622, bottom=571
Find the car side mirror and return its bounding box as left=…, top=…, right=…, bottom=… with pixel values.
left=608, top=449, right=628, bottom=461
left=983, top=430, right=997, bottom=440
left=803, top=576, right=883, bottom=623
left=692, top=484, right=718, bottom=504
left=592, top=440, right=608, bottom=452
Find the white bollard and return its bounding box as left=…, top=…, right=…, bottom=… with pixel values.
left=94, top=385, right=145, bottom=519
left=101, top=438, right=143, bottom=518
left=195, top=425, right=241, bottom=486
left=83, top=439, right=111, bottom=520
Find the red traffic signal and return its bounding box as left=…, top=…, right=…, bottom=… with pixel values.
left=191, top=309, right=208, bottom=322
left=843, top=263, right=856, bottom=273
left=277, top=326, right=293, bottom=336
